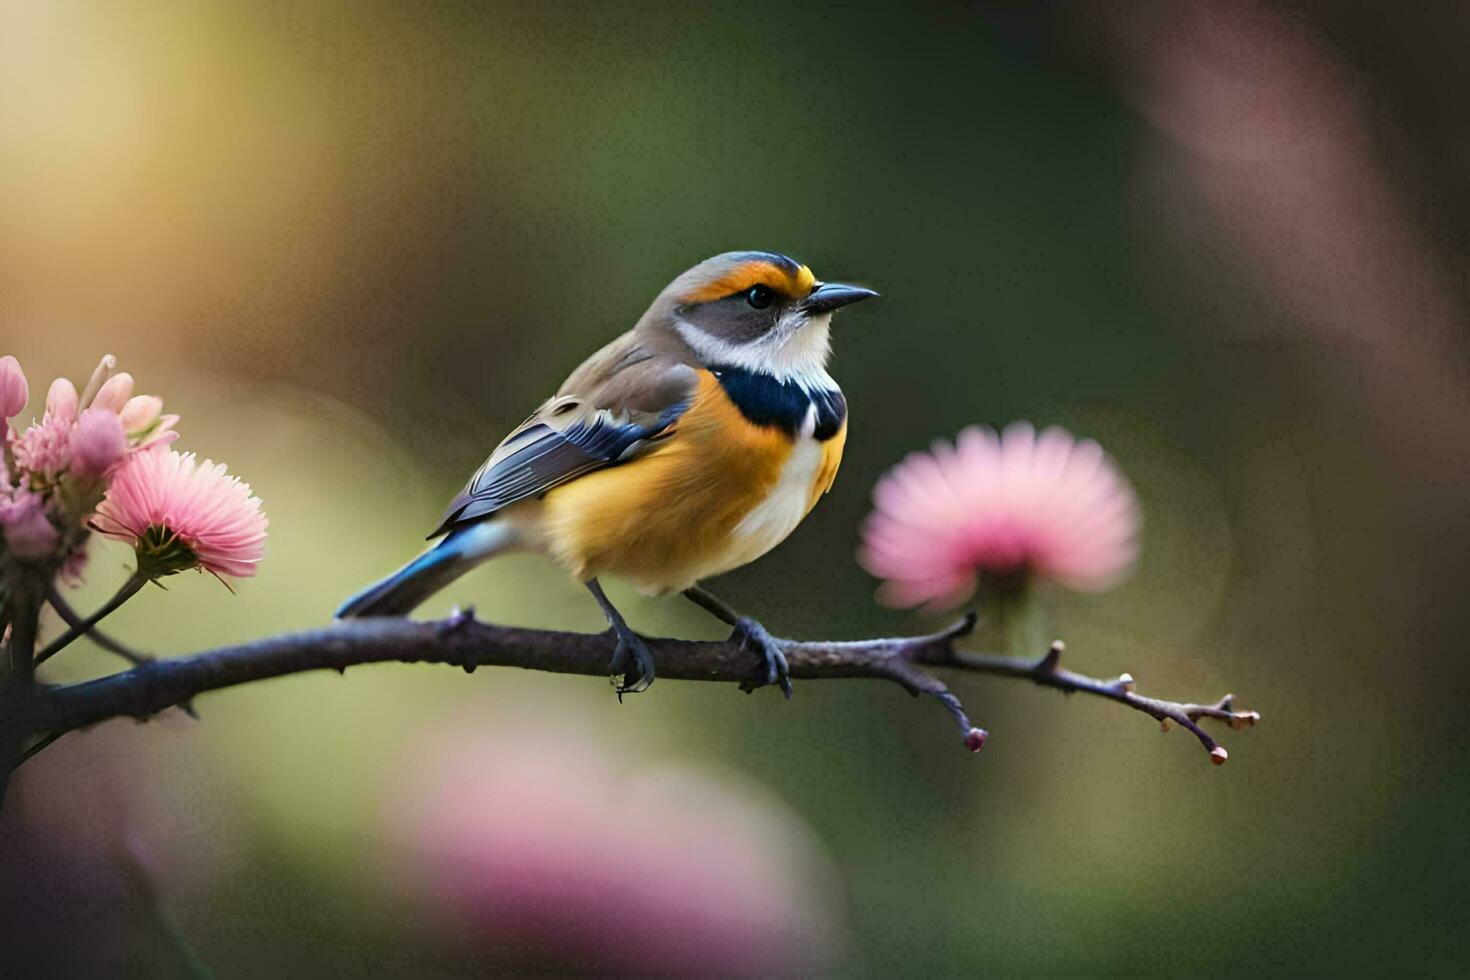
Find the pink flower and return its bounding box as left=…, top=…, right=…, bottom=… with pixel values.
left=859, top=422, right=1140, bottom=610
left=1, top=355, right=27, bottom=419
left=1, top=489, right=59, bottom=560
left=70, top=408, right=128, bottom=476
left=381, top=714, right=845, bottom=975
left=93, top=450, right=267, bottom=580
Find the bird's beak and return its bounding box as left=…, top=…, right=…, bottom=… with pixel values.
left=803, top=281, right=879, bottom=314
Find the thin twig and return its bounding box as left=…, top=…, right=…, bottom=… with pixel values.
left=34, top=572, right=148, bottom=665
left=919, top=640, right=1261, bottom=763
left=45, top=583, right=152, bottom=666
left=12, top=729, right=68, bottom=770
left=13, top=613, right=1259, bottom=764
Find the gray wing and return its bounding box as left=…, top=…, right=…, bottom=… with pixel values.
left=429, top=333, right=698, bottom=537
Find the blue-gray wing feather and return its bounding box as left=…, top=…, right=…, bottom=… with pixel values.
left=429, top=337, right=697, bottom=537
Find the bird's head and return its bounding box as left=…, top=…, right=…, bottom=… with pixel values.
left=647, top=250, right=877, bottom=386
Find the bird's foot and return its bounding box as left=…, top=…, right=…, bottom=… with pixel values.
left=606, top=622, right=656, bottom=699
left=733, top=617, right=793, bottom=699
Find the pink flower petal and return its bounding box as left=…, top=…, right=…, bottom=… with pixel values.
left=45, top=378, right=78, bottom=424
left=71, top=407, right=128, bottom=476
left=0, top=355, right=28, bottom=419
left=91, top=372, right=135, bottom=414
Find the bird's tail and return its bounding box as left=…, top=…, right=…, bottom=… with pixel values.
left=335, top=521, right=517, bottom=619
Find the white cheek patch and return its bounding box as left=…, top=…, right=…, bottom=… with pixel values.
left=676, top=311, right=836, bottom=391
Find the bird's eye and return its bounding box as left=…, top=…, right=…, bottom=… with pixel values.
left=745, top=284, right=774, bottom=309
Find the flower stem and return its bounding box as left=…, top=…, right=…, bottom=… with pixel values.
left=979, top=587, right=1048, bottom=658
left=34, top=572, right=148, bottom=666
left=1002, top=592, right=1047, bottom=659
left=44, top=582, right=153, bottom=667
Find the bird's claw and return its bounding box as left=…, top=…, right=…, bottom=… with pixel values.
left=606, top=624, right=656, bottom=698
left=733, top=617, right=793, bottom=699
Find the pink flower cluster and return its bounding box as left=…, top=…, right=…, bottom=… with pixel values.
left=859, top=422, right=1140, bottom=610
left=1, top=353, right=265, bottom=582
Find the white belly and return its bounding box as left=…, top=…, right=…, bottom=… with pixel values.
left=716, top=435, right=823, bottom=574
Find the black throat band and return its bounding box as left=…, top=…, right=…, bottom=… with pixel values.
left=709, top=365, right=846, bottom=441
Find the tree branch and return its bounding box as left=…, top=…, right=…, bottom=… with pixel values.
left=912, top=639, right=1260, bottom=763
left=13, top=613, right=1259, bottom=765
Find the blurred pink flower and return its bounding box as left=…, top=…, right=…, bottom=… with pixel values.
left=1, top=489, right=59, bottom=560
left=4, top=717, right=245, bottom=910
left=859, top=422, right=1140, bottom=609
left=70, top=408, right=128, bottom=476
left=381, top=715, right=845, bottom=974
left=0, top=355, right=27, bottom=419
left=94, top=450, right=267, bottom=580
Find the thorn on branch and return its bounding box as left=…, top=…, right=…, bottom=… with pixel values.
left=949, top=612, right=979, bottom=640
left=1036, top=640, right=1063, bottom=674
left=1139, top=689, right=1260, bottom=765
left=445, top=604, right=477, bottom=631
left=1182, top=693, right=1262, bottom=730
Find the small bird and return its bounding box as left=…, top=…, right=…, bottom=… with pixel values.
left=337, top=250, right=876, bottom=696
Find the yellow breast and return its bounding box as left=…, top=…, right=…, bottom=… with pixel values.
left=520, top=371, right=844, bottom=593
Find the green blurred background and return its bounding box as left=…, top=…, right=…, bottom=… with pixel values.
left=3, top=1, right=1467, bottom=975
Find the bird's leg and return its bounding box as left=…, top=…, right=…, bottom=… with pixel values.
left=584, top=579, right=655, bottom=697
left=682, top=585, right=792, bottom=699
